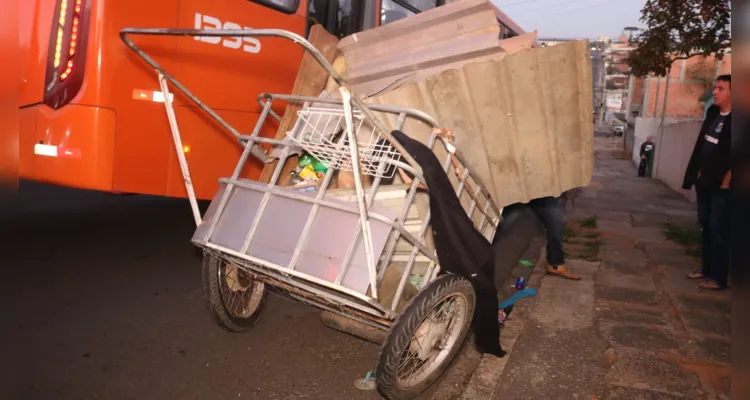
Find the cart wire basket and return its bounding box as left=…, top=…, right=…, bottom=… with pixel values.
left=120, top=26, right=502, bottom=400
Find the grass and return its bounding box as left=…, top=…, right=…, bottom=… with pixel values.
left=563, top=218, right=602, bottom=261
left=580, top=240, right=603, bottom=261
left=663, top=222, right=702, bottom=258
left=580, top=215, right=598, bottom=228
left=663, top=223, right=701, bottom=246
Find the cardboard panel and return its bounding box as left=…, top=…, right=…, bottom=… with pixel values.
left=337, top=0, right=539, bottom=98
left=367, top=40, right=594, bottom=207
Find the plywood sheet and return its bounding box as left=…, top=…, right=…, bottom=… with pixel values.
left=367, top=40, right=594, bottom=208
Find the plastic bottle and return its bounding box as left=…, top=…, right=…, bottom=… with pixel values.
left=298, top=153, right=328, bottom=173
left=515, top=276, right=526, bottom=290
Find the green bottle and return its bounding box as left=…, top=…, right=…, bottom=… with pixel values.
left=299, top=153, right=328, bottom=173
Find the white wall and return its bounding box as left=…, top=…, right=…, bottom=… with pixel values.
left=631, top=117, right=677, bottom=165
left=631, top=117, right=703, bottom=203
left=653, top=120, right=703, bottom=203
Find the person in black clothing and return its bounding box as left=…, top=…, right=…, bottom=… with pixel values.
left=638, top=136, right=655, bottom=177
left=496, top=196, right=581, bottom=280
left=682, top=74, right=731, bottom=290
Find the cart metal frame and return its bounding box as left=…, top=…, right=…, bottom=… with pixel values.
left=119, top=27, right=502, bottom=330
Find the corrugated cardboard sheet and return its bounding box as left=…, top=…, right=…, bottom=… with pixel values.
left=366, top=40, right=594, bottom=207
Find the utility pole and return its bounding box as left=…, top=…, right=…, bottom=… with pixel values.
left=652, top=69, right=671, bottom=179
left=600, top=51, right=607, bottom=124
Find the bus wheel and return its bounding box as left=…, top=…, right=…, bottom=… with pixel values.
left=202, top=252, right=267, bottom=332
left=375, top=274, right=475, bottom=400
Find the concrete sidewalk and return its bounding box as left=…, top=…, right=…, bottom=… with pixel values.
left=464, top=138, right=731, bottom=400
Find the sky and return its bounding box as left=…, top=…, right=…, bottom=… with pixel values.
left=491, top=0, right=648, bottom=40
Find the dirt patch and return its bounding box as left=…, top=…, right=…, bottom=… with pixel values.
left=656, top=353, right=731, bottom=397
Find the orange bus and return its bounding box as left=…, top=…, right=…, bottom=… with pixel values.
left=19, top=0, right=524, bottom=201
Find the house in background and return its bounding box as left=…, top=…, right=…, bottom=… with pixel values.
left=601, top=31, right=635, bottom=124
left=538, top=37, right=576, bottom=47
left=626, top=53, right=731, bottom=120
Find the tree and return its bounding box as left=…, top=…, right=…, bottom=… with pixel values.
left=623, top=26, right=639, bottom=43
left=686, top=57, right=720, bottom=94
left=625, top=0, right=731, bottom=77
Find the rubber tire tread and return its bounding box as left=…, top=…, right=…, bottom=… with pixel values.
left=201, top=252, right=267, bottom=332
left=375, top=274, right=476, bottom=400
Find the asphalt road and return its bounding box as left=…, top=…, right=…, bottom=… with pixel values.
left=1, top=181, right=541, bottom=400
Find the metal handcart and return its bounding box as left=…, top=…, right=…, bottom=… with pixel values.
left=121, top=27, right=502, bottom=400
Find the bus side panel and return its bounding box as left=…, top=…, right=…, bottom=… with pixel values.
left=114, top=0, right=306, bottom=198
left=20, top=105, right=117, bottom=191
left=19, top=0, right=55, bottom=107
left=101, top=0, right=183, bottom=196
left=172, top=0, right=306, bottom=112
left=164, top=108, right=277, bottom=199
left=156, top=0, right=307, bottom=199
left=19, top=0, right=122, bottom=190
left=19, top=108, right=40, bottom=176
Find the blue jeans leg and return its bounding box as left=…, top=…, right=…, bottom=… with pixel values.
left=696, top=188, right=712, bottom=277
left=696, top=187, right=730, bottom=287
left=497, top=202, right=528, bottom=236
left=528, top=197, right=566, bottom=266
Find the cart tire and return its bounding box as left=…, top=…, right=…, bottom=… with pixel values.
left=202, top=252, right=267, bottom=332
left=375, top=274, right=475, bottom=400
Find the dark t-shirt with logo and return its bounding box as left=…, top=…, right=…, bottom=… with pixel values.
left=698, top=111, right=729, bottom=186
left=641, top=142, right=654, bottom=157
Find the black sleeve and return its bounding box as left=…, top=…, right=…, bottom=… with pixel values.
left=682, top=108, right=716, bottom=189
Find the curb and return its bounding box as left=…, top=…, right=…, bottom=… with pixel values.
left=459, top=245, right=548, bottom=400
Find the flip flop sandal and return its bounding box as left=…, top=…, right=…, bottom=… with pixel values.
left=698, top=280, right=724, bottom=290
left=354, top=370, right=376, bottom=391
left=686, top=269, right=705, bottom=279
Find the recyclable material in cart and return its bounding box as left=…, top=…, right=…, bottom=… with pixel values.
left=299, top=152, right=329, bottom=173
left=289, top=105, right=403, bottom=180
left=288, top=164, right=324, bottom=186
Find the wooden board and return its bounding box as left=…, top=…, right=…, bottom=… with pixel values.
left=258, top=25, right=340, bottom=184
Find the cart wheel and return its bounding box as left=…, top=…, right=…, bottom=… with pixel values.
left=202, top=252, right=267, bottom=332
left=375, top=274, right=475, bottom=400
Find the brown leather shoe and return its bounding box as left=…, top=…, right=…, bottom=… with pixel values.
left=547, top=264, right=582, bottom=280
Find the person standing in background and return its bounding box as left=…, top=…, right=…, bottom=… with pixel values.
left=638, top=136, right=655, bottom=177
left=682, top=74, right=731, bottom=290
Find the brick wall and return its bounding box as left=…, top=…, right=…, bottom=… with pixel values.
left=640, top=54, right=732, bottom=118
left=631, top=78, right=644, bottom=106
